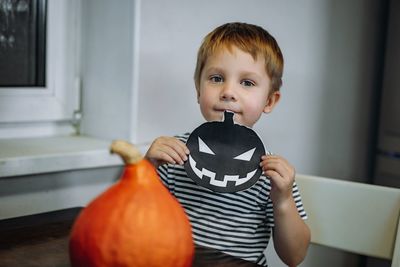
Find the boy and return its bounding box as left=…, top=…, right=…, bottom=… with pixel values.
left=145, top=22, right=310, bottom=266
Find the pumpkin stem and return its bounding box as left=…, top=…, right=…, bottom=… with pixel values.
left=110, top=140, right=143, bottom=165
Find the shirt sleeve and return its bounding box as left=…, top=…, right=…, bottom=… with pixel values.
left=292, top=181, right=308, bottom=220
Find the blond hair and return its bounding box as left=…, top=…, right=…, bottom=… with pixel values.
left=194, top=22, right=284, bottom=94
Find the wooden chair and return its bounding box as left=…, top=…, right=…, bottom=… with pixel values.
left=295, top=174, right=400, bottom=267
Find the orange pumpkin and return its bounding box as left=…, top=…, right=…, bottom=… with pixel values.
left=69, top=140, right=194, bottom=267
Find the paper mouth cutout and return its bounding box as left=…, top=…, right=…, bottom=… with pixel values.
left=188, top=154, right=257, bottom=187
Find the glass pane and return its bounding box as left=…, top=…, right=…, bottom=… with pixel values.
left=0, top=0, right=46, bottom=87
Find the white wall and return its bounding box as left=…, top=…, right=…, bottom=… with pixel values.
left=80, top=0, right=136, bottom=141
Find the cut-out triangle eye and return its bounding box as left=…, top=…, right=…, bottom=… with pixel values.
left=234, top=148, right=256, bottom=161
left=198, top=137, right=215, bottom=155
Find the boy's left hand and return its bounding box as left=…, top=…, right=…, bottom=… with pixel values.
left=260, top=155, right=295, bottom=206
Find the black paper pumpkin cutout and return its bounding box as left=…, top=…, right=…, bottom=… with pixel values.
left=184, top=111, right=265, bottom=193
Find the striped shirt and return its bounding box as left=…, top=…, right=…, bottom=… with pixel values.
left=157, top=133, right=307, bottom=266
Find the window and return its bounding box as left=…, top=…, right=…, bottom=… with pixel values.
left=0, top=0, right=46, bottom=87
left=0, top=0, right=81, bottom=137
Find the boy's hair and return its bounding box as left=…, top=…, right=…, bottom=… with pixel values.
left=194, top=22, right=284, bottom=94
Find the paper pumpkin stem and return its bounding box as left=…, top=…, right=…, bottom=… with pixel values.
left=224, top=111, right=234, bottom=124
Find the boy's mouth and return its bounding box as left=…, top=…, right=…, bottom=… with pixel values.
left=215, top=108, right=239, bottom=114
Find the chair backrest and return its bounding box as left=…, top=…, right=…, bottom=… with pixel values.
left=295, top=174, right=400, bottom=267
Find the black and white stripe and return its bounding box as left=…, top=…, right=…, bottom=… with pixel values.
left=157, top=133, right=307, bottom=266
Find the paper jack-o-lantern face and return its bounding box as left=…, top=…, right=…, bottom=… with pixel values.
left=184, top=111, right=265, bottom=193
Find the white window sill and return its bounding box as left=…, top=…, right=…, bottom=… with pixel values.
left=0, top=135, right=135, bottom=178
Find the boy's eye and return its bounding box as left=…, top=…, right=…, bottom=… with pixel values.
left=210, top=75, right=224, bottom=83
left=241, top=80, right=255, bottom=87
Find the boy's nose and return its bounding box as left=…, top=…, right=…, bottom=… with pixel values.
left=220, top=84, right=236, bottom=101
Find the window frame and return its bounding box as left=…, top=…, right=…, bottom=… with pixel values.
left=0, top=0, right=81, bottom=124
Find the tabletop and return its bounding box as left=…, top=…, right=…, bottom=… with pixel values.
left=0, top=207, right=261, bottom=267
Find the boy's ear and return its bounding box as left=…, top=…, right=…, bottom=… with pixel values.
left=263, top=91, right=281, bottom=114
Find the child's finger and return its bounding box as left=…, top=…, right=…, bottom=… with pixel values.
left=161, top=139, right=189, bottom=163
left=175, top=139, right=190, bottom=155
left=261, top=161, right=289, bottom=180
left=157, top=151, right=177, bottom=165
left=158, top=145, right=186, bottom=165
left=170, top=140, right=189, bottom=161
left=261, top=156, right=294, bottom=179
left=265, top=170, right=285, bottom=188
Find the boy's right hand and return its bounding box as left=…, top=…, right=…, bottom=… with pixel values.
left=145, top=136, right=190, bottom=168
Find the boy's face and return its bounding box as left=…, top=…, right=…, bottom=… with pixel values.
left=197, top=46, right=280, bottom=128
